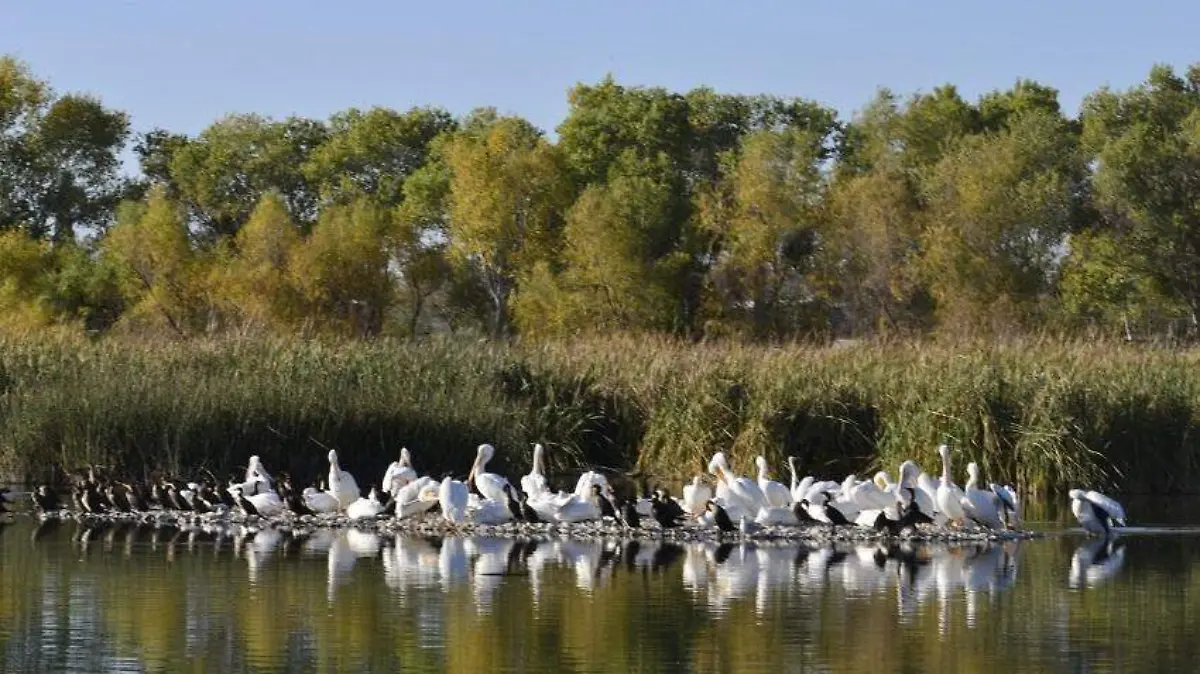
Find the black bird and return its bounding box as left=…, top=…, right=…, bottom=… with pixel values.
left=620, top=500, right=641, bottom=529
left=792, top=500, right=817, bottom=524
left=31, top=486, right=61, bottom=513
left=503, top=484, right=526, bottom=523
left=507, top=484, right=541, bottom=523
left=123, top=483, right=150, bottom=512
left=706, top=501, right=737, bottom=533
left=650, top=491, right=687, bottom=529
left=105, top=484, right=133, bottom=513
left=286, top=491, right=315, bottom=516
left=80, top=483, right=107, bottom=514
left=232, top=488, right=260, bottom=518
left=593, top=484, right=619, bottom=520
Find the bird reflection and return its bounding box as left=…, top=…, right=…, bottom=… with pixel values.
left=1069, top=537, right=1126, bottom=588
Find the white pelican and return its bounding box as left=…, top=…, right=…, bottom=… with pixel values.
left=439, top=477, right=469, bottom=524
left=233, top=486, right=285, bottom=518
left=682, top=476, right=713, bottom=517
left=961, top=462, right=1003, bottom=529
left=327, top=449, right=360, bottom=510
left=303, top=486, right=340, bottom=514
left=395, top=477, right=441, bottom=519
left=345, top=488, right=386, bottom=520
left=467, top=444, right=510, bottom=503
left=708, top=452, right=767, bottom=514
left=897, top=460, right=938, bottom=522
left=787, top=457, right=813, bottom=503
left=550, top=491, right=601, bottom=523
left=1070, top=489, right=1126, bottom=536
left=1068, top=538, right=1126, bottom=588
left=573, top=470, right=609, bottom=499
left=935, top=445, right=966, bottom=526
left=382, top=448, right=417, bottom=498
left=755, top=456, right=792, bottom=508
left=471, top=497, right=513, bottom=524
left=245, top=455, right=274, bottom=490
left=521, top=443, right=549, bottom=498
left=990, top=483, right=1020, bottom=529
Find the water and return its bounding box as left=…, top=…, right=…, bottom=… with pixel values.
left=1, top=508, right=1198, bottom=673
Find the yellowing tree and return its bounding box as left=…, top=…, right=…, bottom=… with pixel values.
left=289, top=198, right=393, bottom=336
left=102, top=187, right=204, bottom=335
left=442, top=114, right=571, bottom=336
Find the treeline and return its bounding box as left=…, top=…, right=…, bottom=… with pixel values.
left=3, top=56, right=1200, bottom=340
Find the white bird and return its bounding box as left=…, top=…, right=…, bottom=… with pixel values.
left=990, top=483, right=1020, bottom=529
left=521, top=443, right=550, bottom=498
left=682, top=476, right=713, bottom=517
left=382, top=448, right=418, bottom=498
left=438, top=477, right=470, bottom=524
left=755, top=456, right=792, bottom=508
left=1070, top=489, right=1126, bottom=536
left=244, top=455, right=274, bottom=490
left=235, top=487, right=285, bottom=518
left=1069, top=538, right=1126, bottom=588
left=573, top=470, right=609, bottom=499
left=303, top=486, right=340, bottom=514
left=935, top=445, right=967, bottom=526
left=327, top=449, right=360, bottom=511
left=395, top=478, right=441, bottom=519
left=897, top=460, right=938, bottom=521
left=787, top=457, right=813, bottom=503
left=345, top=488, right=387, bottom=520
left=549, top=491, right=601, bottom=523
left=961, top=462, right=1003, bottom=529
left=468, top=444, right=510, bottom=503
left=471, top=497, right=513, bottom=524
left=708, top=452, right=767, bottom=514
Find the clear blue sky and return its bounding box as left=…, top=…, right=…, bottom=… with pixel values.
left=2, top=0, right=1196, bottom=140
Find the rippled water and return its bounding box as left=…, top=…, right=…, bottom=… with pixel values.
left=1, top=504, right=1199, bottom=673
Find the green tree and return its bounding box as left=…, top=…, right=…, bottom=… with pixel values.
left=169, top=114, right=328, bottom=239
left=1081, top=63, right=1200, bottom=327
left=0, top=56, right=130, bottom=241
left=303, top=106, right=455, bottom=208
left=699, top=128, right=828, bottom=337
left=920, top=110, right=1083, bottom=332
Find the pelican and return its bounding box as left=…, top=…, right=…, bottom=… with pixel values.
left=573, top=470, right=609, bottom=499
left=787, top=457, right=813, bottom=503
left=467, top=444, right=510, bottom=503
left=935, top=445, right=967, bottom=526
left=382, top=448, right=417, bottom=498
left=1070, top=489, right=1126, bottom=536
left=961, top=462, right=1003, bottom=529
left=303, top=486, right=340, bottom=514
left=327, top=449, right=360, bottom=510
left=471, top=497, right=514, bottom=524
left=439, top=477, right=470, bottom=524
left=521, top=443, right=549, bottom=498
left=682, top=476, right=713, bottom=517
left=755, top=456, right=792, bottom=508
left=245, top=455, right=274, bottom=490
left=395, top=478, right=441, bottom=519
left=897, top=460, right=938, bottom=522
left=990, top=483, right=1020, bottom=529
left=708, top=452, right=767, bottom=514
left=345, top=488, right=386, bottom=520
left=233, top=486, right=285, bottom=518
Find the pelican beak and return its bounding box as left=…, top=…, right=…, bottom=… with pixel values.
left=715, top=466, right=727, bottom=485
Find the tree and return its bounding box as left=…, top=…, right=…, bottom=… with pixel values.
left=289, top=198, right=393, bottom=336
left=699, top=128, right=828, bottom=337
left=0, top=57, right=130, bottom=241
left=169, top=114, right=328, bottom=239
left=920, top=110, right=1084, bottom=332
left=210, top=191, right=304, bottom=330
left=303, top=106, right=455, bottom=208
left=442, top=115, right=571, bottom=336
left=103, top=187, right=204, bottom=335
left=1058, top=231, right=1180, bottom=338
left=1081, top=64, right=1200, bottom=327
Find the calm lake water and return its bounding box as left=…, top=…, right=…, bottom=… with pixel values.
left=1, top=499, right=1199, bottom=673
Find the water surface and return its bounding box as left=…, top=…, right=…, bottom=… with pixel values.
left=1, top=507, right=1198, bottom=673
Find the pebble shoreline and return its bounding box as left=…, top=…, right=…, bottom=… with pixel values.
left=15, top=508, right=1042, bottom=545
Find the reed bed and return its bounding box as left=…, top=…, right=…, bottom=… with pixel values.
left=1, top=335, right=1197, bottom=496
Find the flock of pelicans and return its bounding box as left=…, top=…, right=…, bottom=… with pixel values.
left=1, top=442, right=1128, bottom=539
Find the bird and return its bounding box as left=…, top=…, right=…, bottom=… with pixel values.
left=327, top=449, right=361, bottom=511
left=708, top=452, right=767, bottom=516
left=961, top=462, right=1003, bottom=529
left=650, top=489, right=687, bottom=529
left=382, top=448, right=418, bottom=498
left=706, top=501, right=737, bottom=533
left=1070, top=489, right=1126, bottom=536
left=303, top=483, right=341, bottom=515
left=755, top=456, right=793, bottom=508
left=990, top=483, right=1020, bottom=529
left=787, top=457, right=814, bottom=504
left=438, top=477, right=469, bottom=524
left=31, top=486, right=61, bottom=513
left=935, top=444, right=967, bottom=526
left=681, top=476, right=713, bottom=518
left=620, top=500, right=641, bottom=529
left=345, top=487, right=387, bottom=520
left=521, top=443, right=549, bottom=498
left=467, top=443, right=510, bottom=503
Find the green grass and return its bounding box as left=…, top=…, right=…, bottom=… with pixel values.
left=2, top=334, right=1198, bottom=496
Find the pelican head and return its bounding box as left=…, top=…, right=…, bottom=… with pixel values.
left=938, top=444, right=951, bottom=460
left=967, top=461, right=980, bottom=483
left=1068, top=488, right=1086, bottom=500
left=327, top=449, right=339, bottom=466
left=399, top=447, right=412, bottom=468
left=755, top=456, right=768, bottom=472
left=898, top=460, right=921, bottom=486
left=873, top=471, right=891, bottom=489
left=708, top=451, right=729, bottom=476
